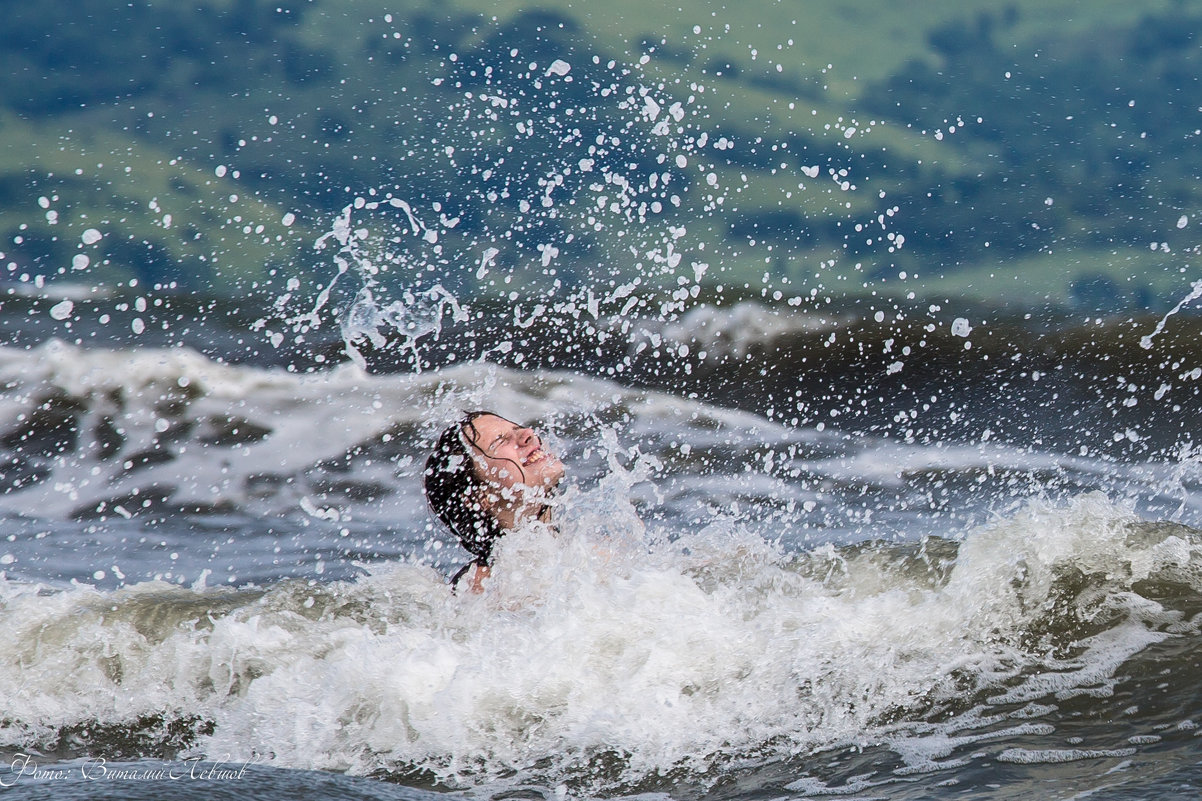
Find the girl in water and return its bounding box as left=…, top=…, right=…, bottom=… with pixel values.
left=424, top=411, right=564, bottom=591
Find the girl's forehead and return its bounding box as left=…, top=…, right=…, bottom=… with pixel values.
left=466, top=413, right=518, bottom=444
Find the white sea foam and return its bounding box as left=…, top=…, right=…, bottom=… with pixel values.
left=0, top=491, right=1196, bottom=786
left=633, top=302, right=842, bottom=359
left=996, top=747, right=1137, bottom=764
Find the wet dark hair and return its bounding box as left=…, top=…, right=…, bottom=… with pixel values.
left=423, top=411, right=506, bottom=563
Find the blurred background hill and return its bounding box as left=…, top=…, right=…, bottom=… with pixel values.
left=3, top=0, right=1201, bottom=310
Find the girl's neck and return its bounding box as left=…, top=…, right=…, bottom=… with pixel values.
left=492, top=492, right=553, bottom=531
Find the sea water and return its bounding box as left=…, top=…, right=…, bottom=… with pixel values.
left=2, top=313, right=1202, bottom=800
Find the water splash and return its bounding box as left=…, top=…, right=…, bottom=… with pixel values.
left=1140, top=278, right=1202, bottom=349
left=289, top=198, right=469, bottom=370
left=283, top=44, right=742, bottom=372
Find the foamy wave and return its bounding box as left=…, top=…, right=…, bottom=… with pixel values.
left=1, top=493, right=1197, bottom=786
left=629, top=301, right=842, bottom=359
left=0, top=341, right=716, bottom=524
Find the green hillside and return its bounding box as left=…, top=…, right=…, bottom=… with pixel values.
left=3, top=0, right=1201, bottom=309
left=0, top=113, right=305, bottom=291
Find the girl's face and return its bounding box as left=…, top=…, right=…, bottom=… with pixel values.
left=465, top=414, right=564, bottom=492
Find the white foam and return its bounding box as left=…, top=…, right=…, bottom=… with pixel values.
left=0, top=492, right=1194, bottom=786
left=634, top=301, right=841, bottom=359
left=996, top=747, right=1137, bottom=764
